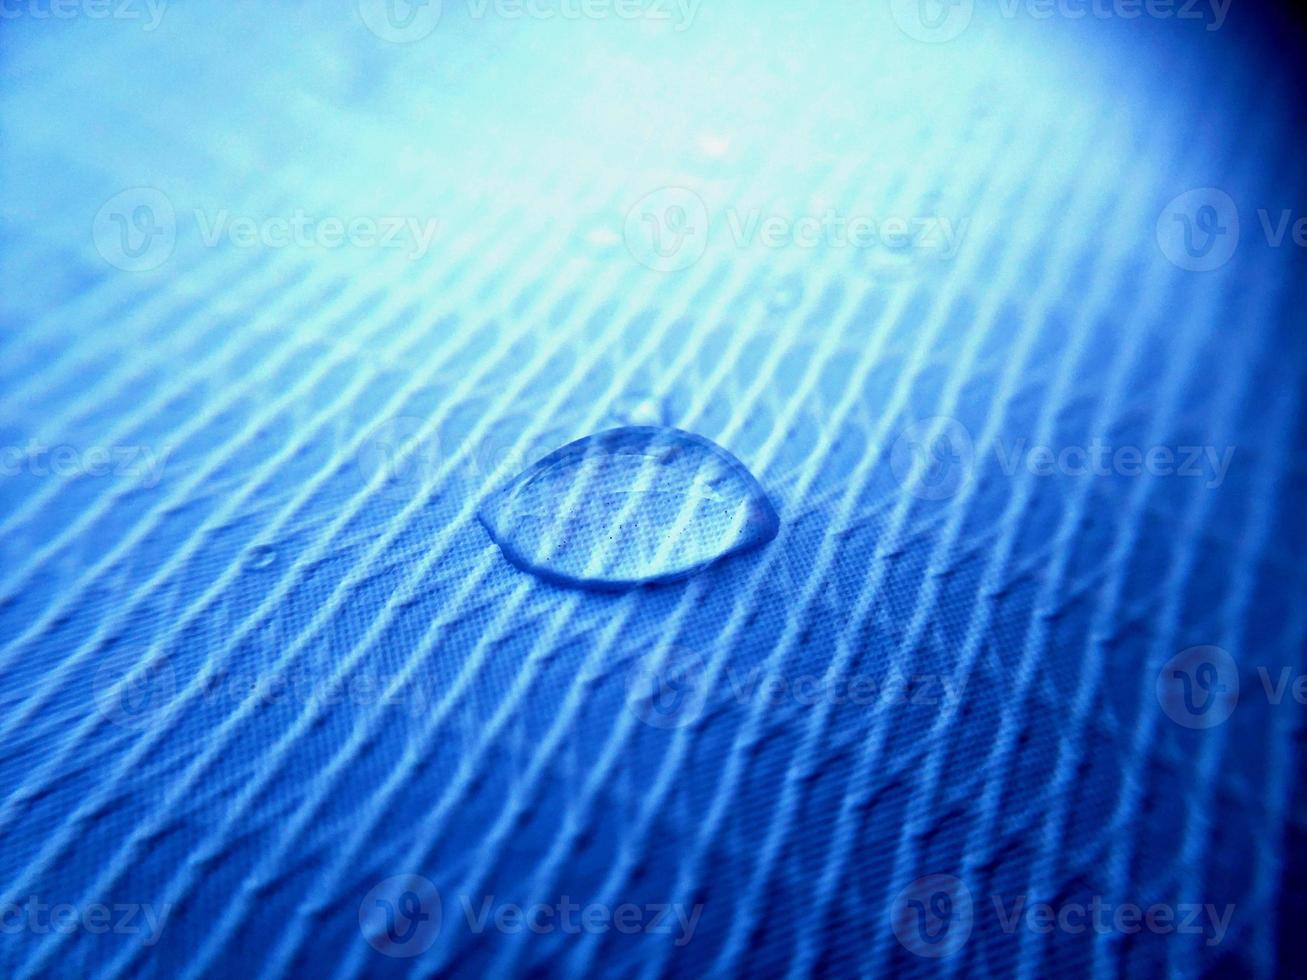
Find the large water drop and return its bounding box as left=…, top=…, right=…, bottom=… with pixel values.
left=478, top=426, right=779, bottom=590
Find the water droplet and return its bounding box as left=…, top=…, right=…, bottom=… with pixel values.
left=583, top=226, right=621, bottom=251
left=604, top=391, right=670, bottom=428
left=766, top=275, right=804, bottom=313
left=697, top=133, right=731, bottom=159
left=862, top=244, right=920, bottom=283
left=246, top=545, right=278, bottom=570
left=479, top=426, right=779, bottom=590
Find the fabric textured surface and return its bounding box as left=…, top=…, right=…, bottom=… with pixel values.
left=1, top=3, right=1304, bottom=977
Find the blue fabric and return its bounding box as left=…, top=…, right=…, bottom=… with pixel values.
left=1, top=3, right=1304, bottom=977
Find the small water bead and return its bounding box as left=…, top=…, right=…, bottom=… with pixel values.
left=478, top=427, right=779, bottom=590
left=604, top=391, right=671, bottom=428
left=766, top=275, right=805, bottom=314
left=246, top=544, right=278, bottom=570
